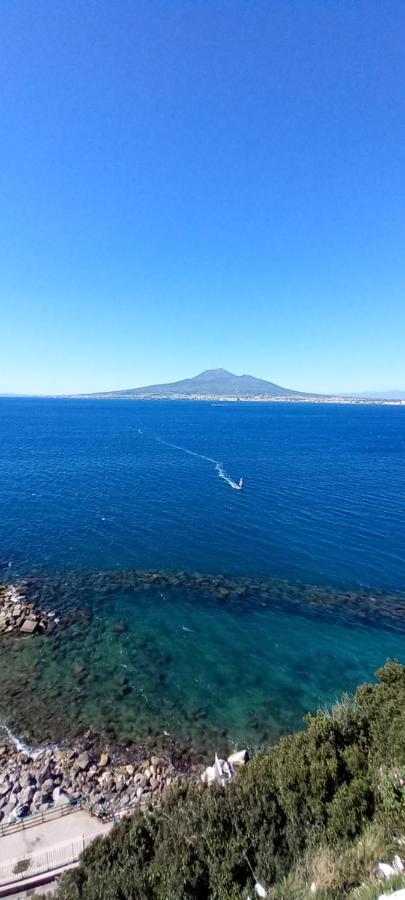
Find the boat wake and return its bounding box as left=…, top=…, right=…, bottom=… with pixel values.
left=156, top=438, right=243, bottom=490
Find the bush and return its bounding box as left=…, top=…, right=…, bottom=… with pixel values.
left=51, top=662, right=405, bottom=900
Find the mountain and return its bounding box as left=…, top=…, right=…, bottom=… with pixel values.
left=91, top=369, right=309, bottom=399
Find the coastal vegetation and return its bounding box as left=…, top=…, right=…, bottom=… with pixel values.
left=50, top=661, right=405, bottom=899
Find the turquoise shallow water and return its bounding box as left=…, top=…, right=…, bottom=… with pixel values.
left=0, top=398, right=404, bottom=752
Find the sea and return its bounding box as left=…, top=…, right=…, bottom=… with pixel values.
left=0, top=398, right=404, bottom=756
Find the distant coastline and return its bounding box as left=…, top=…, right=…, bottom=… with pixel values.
left=1, top=393, right=404, bottom=405
left=73, top=368, right=405, bottom=404
left=72, top=392, right=405, bottom=405
left=2, top=367, right=404, bottom=403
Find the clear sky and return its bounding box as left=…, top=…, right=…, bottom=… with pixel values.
left=1, top=0, right=404, bottom=395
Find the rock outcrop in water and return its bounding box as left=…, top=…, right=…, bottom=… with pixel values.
left=21, top=566, right=405, bottom=634
left=0, top=583, right=55, bottom=636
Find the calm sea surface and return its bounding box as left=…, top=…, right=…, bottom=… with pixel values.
left=0, top=398, right=404, bottom=754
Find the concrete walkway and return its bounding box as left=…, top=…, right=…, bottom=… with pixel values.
left=0, top=809, right=112, bottom=894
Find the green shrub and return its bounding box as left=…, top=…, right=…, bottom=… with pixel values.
left=355, top=660, right=405, bottom=764
left=378, top=764, right=405, bottom=815
left=51, top=662, right=405, bottom=900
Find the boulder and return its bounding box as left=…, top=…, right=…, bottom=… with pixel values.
left=201, top=754, right=233, bottom=787
left=19, top=771, right=36, bottom=788
left=19, top=786, right=35, bottom=805
left=150, top=756, right=165, bottom=767
left=75, top=752, right=90, bottom=771
left=15, top=802, right=31, bottom=819
left=377, top=863, right=397, bottom=879
left=2, top=799, right=17, bottom=820
left=32, top=790, right=43, bottom=808
left=20, top=618, right=38, bottom=634
left=41, top=778, right=55, bottom=794
left=227, top=749, right=249, bottom=767
left=0, top=781, right=11, bottom=799
left=52, top=787, right=68, bottom=806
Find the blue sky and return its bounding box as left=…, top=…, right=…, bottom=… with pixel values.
left=1, top=0, right=404, bottom=394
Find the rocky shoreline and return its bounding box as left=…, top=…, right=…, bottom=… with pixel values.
left=0, top=583, right=58, bottom=636
left=0, top=582, right=198, bottom=826
left=0, top=731, right=250, bottom=829
left=0, top=732, right=199, bottom=828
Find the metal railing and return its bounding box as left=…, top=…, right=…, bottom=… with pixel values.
left=0, top=798, right=88, bottom=838
left=0, top=834, right=95, bottom=887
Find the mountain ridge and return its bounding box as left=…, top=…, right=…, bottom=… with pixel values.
left=88, top=368, right=309, bottom=398
left=74, top=369, right=404, bottom=403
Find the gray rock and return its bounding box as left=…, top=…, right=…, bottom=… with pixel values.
left=41, top=778, right=55, bottom=794
left=19, top=772, right=36, bottom=788
left=37, top=768, right=52, bottom=786
left=75, top=752, right=90, bottom=771
left=20, top=617, right=38, bottom=634
left=17, top=752, right=31, bottom=765
left=2, top=799, right=17, bottom=819
left=20, top=786, right=36, bottom=805
left=15, top=802, right=31, bottom=819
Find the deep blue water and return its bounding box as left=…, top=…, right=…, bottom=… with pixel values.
left=1, top=398, right=404, bottom=589
left=0, top=398, right=404, bottom=752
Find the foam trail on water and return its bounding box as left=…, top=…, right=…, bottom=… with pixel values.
left=0, top=724, right=59, bottom=759
left=156, top=438, right=243, bottom=490
left=215, top=463, right=242, bottom=491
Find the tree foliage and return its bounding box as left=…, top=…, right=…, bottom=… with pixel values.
left=53, top=662, right=405, bottom=900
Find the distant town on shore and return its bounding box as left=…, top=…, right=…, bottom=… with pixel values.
left=75, top=368, right=405, bottom=405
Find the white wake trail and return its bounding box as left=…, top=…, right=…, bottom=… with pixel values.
left=215, top=463, right=242, bottom=490
left=156, top=438, right=243, bottom=490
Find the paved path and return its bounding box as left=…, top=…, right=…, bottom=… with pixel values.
left=0, top=809, right=112, bottom=893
